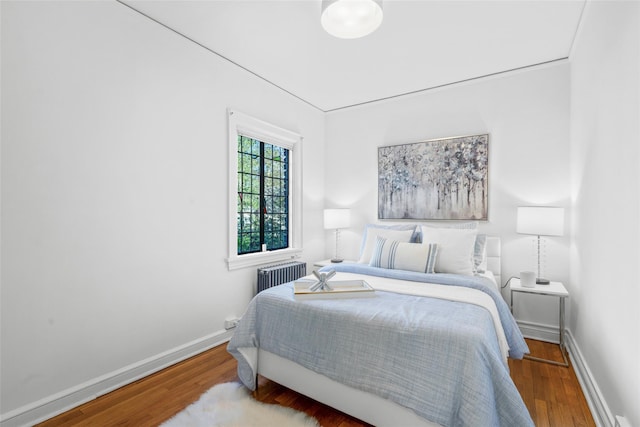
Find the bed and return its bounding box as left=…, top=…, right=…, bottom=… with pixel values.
left=228, top=226, right=533, bottom=427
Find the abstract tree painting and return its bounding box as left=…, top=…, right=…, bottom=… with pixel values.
left=378, top=134, right=488, bottom=220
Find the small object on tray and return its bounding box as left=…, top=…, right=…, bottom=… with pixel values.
left=309, top=270, right=336, bottom=292
left=293, top=279, right=375, bottom=300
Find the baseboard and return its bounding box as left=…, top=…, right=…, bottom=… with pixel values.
left=0, top=329, right=234, bottom=427
left=564, top=330, right=615, bottom=427
left=516, top=319, right=561, bottom=343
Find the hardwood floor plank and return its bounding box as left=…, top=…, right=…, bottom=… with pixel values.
left=535, top=398, right=551, bottom=427
left=38, top=339, right=595, bottom=427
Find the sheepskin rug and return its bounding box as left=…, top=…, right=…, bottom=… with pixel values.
left=161, top=382, right=320, bottom=427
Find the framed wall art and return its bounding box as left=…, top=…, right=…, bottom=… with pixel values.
left=378, top=134, right=488, bottom=220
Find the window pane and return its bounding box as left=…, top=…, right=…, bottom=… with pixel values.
left=264, top=177, right=272, bottom=196
left=251, top=195, right=260, bottom=216
left=240, top=136, right=251, bottom=153
left=239, top=152, right=246, bottom=173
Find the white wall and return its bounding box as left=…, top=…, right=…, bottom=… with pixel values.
left=324, top=64, right=572, bottom=326
left=1, top=0, right=325, bottom=421
left=570, top=1, right=640, bottom=425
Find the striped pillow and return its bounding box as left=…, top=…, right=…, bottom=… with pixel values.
left=369, top=236, right=438, bottom=274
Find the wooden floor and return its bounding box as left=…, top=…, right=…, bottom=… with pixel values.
left=38, top=339, right=595, bottom=427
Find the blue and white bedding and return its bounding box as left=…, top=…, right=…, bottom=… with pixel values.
left=228, top=264, right=532, bottom=427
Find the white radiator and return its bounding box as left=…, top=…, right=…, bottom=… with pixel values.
left=257, top=261, right=306, bottom=293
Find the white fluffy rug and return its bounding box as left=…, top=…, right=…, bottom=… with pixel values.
left=161, top=382, right=320, bottom=427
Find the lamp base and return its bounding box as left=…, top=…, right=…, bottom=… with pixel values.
left=536, top=278, right=550, bottom=285
left=330, top=258, right=343, bottom=263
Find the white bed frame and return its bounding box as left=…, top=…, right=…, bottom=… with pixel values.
left=256, top=237, right=502, bottom=427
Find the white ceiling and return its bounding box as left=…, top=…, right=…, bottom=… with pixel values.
left=122, top=0, right=585, bottom=112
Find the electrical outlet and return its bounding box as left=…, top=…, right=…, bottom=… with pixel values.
left=224, top=318, right=239, bottom=330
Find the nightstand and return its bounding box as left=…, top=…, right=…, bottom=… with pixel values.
left=313, top=259, right=354, bottom=268
left=510, top=278, right=569, bottom=367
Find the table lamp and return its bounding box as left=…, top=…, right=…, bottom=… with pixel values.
left=324, top=208, right=351, bottom=263
left=516, top=206, right=564, bottom=284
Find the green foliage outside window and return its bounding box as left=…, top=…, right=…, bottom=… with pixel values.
left=237, top=135, right=289, bottom=255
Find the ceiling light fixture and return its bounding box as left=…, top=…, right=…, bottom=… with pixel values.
left=321, top=0, right=383, bottom=39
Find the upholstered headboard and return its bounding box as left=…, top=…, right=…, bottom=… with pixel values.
left=485, top=236, right=502, bottom=287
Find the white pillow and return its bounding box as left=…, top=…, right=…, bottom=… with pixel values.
left=357, top=227, right=415, bottom=263
left=474, top=234, right=488, bottom=273
left=369, top=237, right=438, bottom=273
left=359, top=223, right=419, bottom=253
left=420, top=226, right=477, bottom=275
left=416, top=221, right=477, bottom=242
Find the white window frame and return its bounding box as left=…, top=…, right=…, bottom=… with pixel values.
left=227, top=109, right=303, bottom=270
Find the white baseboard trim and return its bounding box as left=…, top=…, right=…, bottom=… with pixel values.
left=564, top=330, right=615, bottom=427
left=0, top=329, right=234, bottom=427
left=516, top=319, right=561, bottom=343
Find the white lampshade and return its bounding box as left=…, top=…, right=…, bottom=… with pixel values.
left=517, top=207, right=565, bottom=236
left=324, top=209, right=351, bottom=229
left=321, top=0, right=383, bottom=39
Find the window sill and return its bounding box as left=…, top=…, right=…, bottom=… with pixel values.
left=226, top=248, right=303, bottom=271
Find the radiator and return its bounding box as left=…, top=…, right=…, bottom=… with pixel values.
left=257, top=261, right=307, bottom=293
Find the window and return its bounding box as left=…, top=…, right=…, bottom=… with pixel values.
left=227, top=109, right=302, bottom=270
left=237, top=136, right=289, bottom=254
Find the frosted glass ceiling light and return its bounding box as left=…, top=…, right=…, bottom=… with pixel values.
left=321, top=0, right=383, bottom=39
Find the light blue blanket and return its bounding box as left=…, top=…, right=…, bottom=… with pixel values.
left=228, top=265, right=532, bottom=426
left=320, top=263, right=529, bottom=360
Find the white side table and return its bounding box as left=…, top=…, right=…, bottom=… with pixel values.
left=510, top=278, right=569, bottom=367
left=313, top=259, right=355, bottom=268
